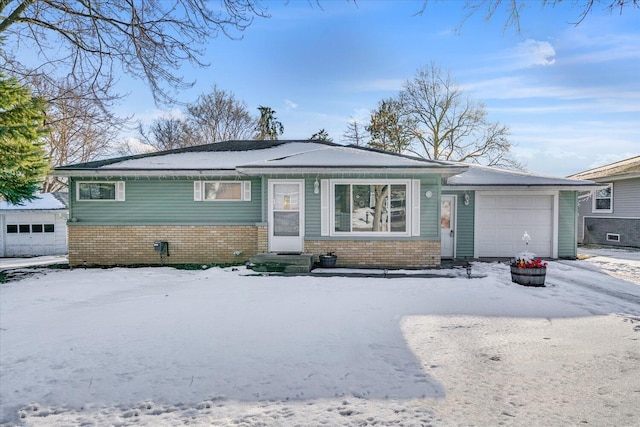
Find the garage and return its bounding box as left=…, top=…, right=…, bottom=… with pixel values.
left=0, top=193, right=68, bottom=257
left=475, top=193, right=555, bottom=258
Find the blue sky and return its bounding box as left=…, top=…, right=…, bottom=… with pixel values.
left=119, top=1, right=639, bottom=177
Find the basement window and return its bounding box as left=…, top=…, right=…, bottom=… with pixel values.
left=606, top=233, right=620, bottom=242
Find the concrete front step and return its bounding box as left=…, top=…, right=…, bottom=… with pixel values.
left=249, top=253, right=314, bottom=273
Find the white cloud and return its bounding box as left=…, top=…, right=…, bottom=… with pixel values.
left=284, top=99, right=298, bottom=110
left=507, top=39, right=556, bottom=68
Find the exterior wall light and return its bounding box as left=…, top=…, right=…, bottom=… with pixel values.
left=313, top=178, right=320, bottom=194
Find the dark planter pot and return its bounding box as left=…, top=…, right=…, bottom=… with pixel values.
left=318, top=255, right=337, bottom=268
left=511, top=265, right=546, bottom=287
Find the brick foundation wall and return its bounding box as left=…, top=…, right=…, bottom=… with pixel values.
left=305, top=240, right=441, bottom=268
left=583, top=217, right=640, bottom=248
left=68, top=225, right=260, bottom=266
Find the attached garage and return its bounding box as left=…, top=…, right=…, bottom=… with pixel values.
left=475, top=192, right=556, bottom=258
left=0, top=193, right=68, bottom=257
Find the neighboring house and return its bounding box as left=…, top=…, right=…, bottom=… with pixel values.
left=52, top=140, right=595, bottom=268
left=568, top=156, right=640, bottom=248
left=0, top=192, right=69, bottom=257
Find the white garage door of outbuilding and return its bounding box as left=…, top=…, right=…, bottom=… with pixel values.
left=475, top=193, right=555, bottom=258
left=1, top=212, right=68, bottom=257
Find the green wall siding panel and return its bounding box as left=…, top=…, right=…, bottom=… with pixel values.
left=443, top=190, right=475, bottom=258
left=558, top=191, right=578, bottom=258
left=70, top=174, right=443, bottom=240
left=70, top=177, right=262, bottom=224
left=305, top=178, right=321, bottom=236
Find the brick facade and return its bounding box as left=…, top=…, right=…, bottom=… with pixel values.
left=68, top=225, right=260, bottom=266
left=68, top=225, right=442, bottom=267
left=305, top=239, right=441, bottom=268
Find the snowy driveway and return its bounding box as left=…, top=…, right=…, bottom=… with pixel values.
left=1, top=252, right=639, bottom=426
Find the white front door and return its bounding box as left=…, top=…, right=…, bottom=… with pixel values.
left=268, top=180, right=305, bottom=253
left=441, top=195, right=456, bottom=258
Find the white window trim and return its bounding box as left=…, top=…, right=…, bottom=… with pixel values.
left=194, top=180, right=251, bottom=202
left=592, top=183, right=613, bottom=213
left=327, top=179, right=413, bottom=237
left=606, top=233, right=620, bottom=242
left=76, top=181, right=125, bottom=201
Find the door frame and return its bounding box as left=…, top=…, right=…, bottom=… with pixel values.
left=440, top=194, right=457, bottom=259
left=267, top=179, right=305, bottom=253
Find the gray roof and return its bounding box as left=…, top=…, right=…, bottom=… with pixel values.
left=53, top=139, right=597, bottom=188
left=567, top=155, right=640, bottom=181
left=54, top=140, right=466, bottom=177
left=444, top=163, right=596, bottom=188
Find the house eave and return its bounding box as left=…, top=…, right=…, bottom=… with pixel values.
left=52, top=166, right=468, bottom=178
left=443, top=184, right=601, bottom=191
left=51, top=169, right=240, bottom=178
left=236, top=166, right=467, bottom=177
left=584, top=172, right=640, bottom=182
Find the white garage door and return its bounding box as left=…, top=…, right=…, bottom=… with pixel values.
left=476, top=194, right=554, bottom=257
left=4, top=212, right=66, bottom=256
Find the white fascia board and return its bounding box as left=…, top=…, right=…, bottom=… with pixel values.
left=443, top=184, right=599, bottom=192
left=51, top=169, right=240, bottom=178
left=591, top=173, right=640, bottom=182
left=237, top=166, right=466, bottom=176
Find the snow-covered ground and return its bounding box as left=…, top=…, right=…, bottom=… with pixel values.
left=1, top=250, right=639, bottom=426
left=0, top=256, right=67, bottom=269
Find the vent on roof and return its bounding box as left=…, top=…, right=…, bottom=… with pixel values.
left=606, top=233, right=620, bottom=242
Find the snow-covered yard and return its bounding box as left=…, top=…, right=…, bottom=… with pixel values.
left=1, top=249, right=639, bottom=426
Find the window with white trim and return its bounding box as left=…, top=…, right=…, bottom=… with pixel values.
left=327, top=179, right=416, bottom=236
left=194, top=181, right=251, bottom=201
left=592, top=183, right=613, bottom=213
left=77, top=182, right=125, bottom=201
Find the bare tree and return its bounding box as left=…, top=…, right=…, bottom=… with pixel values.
left=139, top=85, right=256, bottom=150
left=0, top=0, right=268, bottom=106
left=399, top=63, right=522, bottom=169
left=139, top=115, right=193, bottom=152
left=342, top=118, right=368, bottom=146
left=27, top=76, right=125, bottom=192
left=187, top=86, right=255, bottom=143
left=416, top=0, right=639, bottom=31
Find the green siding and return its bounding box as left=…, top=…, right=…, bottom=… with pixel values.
left=443, top=190, right=475, bottom=258
left=305, top=178, right=321, bottom=236
left=558, top=191, right=578, bottom=258
left=70, top=174, right=443, bottom=240
left=420, top=176, right=440, bottom=239
left=69, top=177, right=262, bottom=224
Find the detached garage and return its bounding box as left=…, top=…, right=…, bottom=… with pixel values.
left=442, top=164, right=595, bottom=260
left=0, top=193, right=68, bottom=257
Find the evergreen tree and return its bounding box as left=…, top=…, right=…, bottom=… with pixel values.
left=0, top=73, right=49, bottom=204
left=310, top=129, right=332, bottom=142
left=254, top=106, right=284, bottom=140
left=366, top=98, right=410, bottom=154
